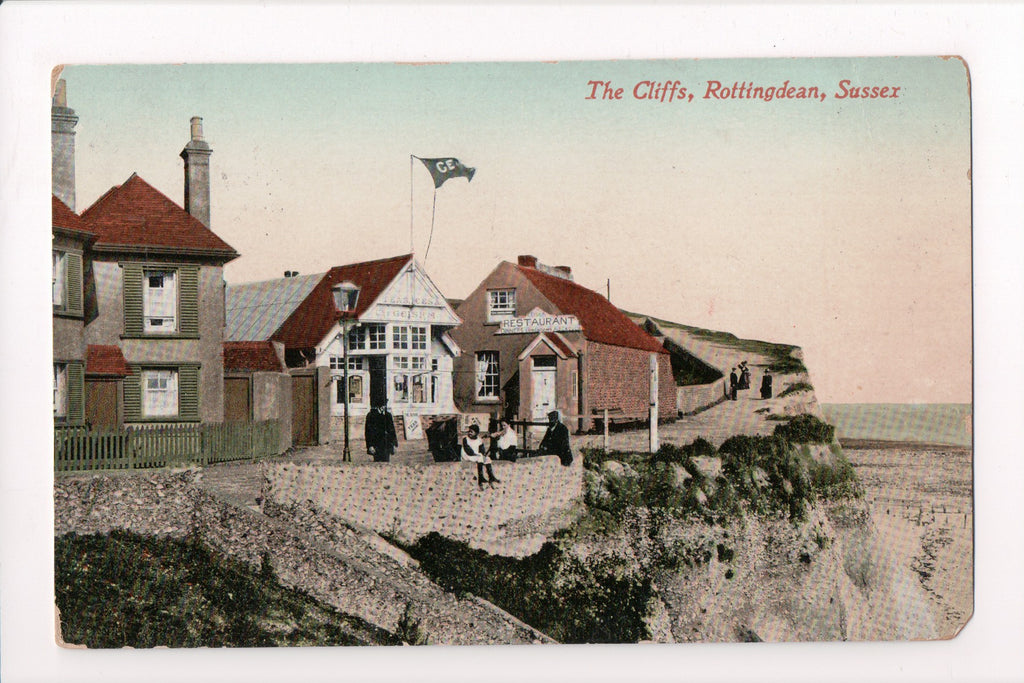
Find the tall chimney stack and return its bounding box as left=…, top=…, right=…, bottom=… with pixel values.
left=51, top=79, right=79, bottom=210
left=180, top=116, right=212, bottom=227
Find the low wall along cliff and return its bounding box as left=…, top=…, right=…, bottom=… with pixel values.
left=263, top=456, right=584, bottom=557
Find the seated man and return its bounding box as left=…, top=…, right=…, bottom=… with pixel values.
left=538, top=410, right=573, bottom=467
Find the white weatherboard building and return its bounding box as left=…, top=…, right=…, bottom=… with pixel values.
left=226, top=254, right=461, bottom=420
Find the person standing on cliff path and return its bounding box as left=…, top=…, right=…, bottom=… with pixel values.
left=462, top=424, right=500, bottom=489
left=760, top=370, right=773, bottom=399
left=365, top=403, right=398, bottom=462
left=538, top=410, right=573, bottom=466
left=739, top=361, right=751, bottom=391
left=729, top=368, right=739, bottom=401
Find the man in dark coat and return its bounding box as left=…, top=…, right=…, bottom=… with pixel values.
left=365, top=403, right=398, bottom=462
left=729, top=368, right=739, bottom=401
left=538, top=410, right=573, bottom=466
left=760, top=371, right=773, bottom=399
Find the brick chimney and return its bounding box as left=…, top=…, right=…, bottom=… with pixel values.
left=180, top=116, right=212, bottom=227
left=51, top=79, right=78, bottom=210
left=518, top=255, right=538, bottom=268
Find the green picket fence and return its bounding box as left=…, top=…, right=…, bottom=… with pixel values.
left=54, top=421, right=280, bottom=472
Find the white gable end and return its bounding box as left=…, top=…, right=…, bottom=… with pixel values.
left=362, top=260, right=460, bottom=325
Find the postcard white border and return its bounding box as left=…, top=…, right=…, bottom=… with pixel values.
left=2, top=2, right=1022, bottom=682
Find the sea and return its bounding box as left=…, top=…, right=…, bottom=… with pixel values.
left=820, top=403, right=972, bottom=448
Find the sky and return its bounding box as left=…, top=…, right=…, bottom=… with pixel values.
left=59, top=58, right=971, bottom=404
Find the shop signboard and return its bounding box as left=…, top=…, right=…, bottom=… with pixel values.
left=496, top=309, right=582, bottom=335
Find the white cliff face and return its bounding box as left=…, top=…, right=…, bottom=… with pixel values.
left=620, top=501, right=936, bottom=643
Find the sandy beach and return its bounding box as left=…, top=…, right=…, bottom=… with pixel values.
left=844, top=441, right=973, bottom=639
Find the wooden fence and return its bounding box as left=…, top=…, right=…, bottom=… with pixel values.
left=54, top=421, right=280, bottom=472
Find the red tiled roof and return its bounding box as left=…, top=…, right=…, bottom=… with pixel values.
left=85, top=345, right=131, bottom=377
left=518, top=265, right=668, bottom=354
left=272, top=254, right=414, bottom=350
left=52, top=195, right=93, bottom=235
left=223, top=341, right=285, bottom=372
left=548, top=333, right=578, bottom=358
left=80, top=174, right=237, bottom=257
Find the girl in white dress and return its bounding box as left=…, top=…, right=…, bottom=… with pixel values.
left=462, top=424, right=500, bottom=489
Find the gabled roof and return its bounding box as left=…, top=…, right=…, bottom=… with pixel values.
left=517, top=263, right=667, bottom=354
left=80, top=174, right=237, bottom=259
left=225, top=273, right=323, bottom=342
left=85, top=345, right=130, bottom=377
left=273, top=253, right=413, bottom=349
left=226, top=254, right=417, bottom=350
left=52, top=195, right=93, bottom=238
left=223, top=341, right=286, bottom=373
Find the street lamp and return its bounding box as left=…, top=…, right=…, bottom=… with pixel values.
left=332, top=281, right=360, bottom=462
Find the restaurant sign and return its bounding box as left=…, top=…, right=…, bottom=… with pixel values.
left=497, top=309, right=582, bottom=335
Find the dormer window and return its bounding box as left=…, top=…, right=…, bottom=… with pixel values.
left=143, top=269, right=177, bottom=333
left=488, top=288, right=516, bottom=322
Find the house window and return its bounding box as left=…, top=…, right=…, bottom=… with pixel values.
left=367, top=324, right=386, bottom=350
left=53, top=363, right=67, bottom=417
left=336, top=375, right=364, bottom=405
left=143, top=270, right=177, bottom=333
left=330, top=356, right=364, bottom=371
left=52, top=251, right=67, bottom=307
left=142, top=369, right=178, bottom=417
left=475, top=351, right=500, bottom=400
left=392, top=326, right=409, bottom=350
left=430, top=358, right=439, bottom=403
left=488, top=289, right=516, bottom=321
left=411, top=326, right=428, bottom=350
left=392, top=325, right=427, bottom=351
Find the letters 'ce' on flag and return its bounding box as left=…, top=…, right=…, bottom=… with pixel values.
left=418, top=157, right=476, bottom=189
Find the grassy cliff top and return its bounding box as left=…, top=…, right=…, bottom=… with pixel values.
left=623, top=311, right=808, bottom=375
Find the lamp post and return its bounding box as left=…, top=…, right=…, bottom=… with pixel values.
left=332, top=281, right=360, bottom=462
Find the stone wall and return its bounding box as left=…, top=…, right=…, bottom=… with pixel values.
left=676, top=377, right=728, bottom=415
left=263, top=456, right=584, bottom=557
left=54, top=469, right=552, bottom=645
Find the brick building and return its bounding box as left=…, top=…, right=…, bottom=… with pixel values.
left=451, top=255, right=676, bottom=430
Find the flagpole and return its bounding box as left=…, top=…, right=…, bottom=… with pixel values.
left=409, top=154, right=415, bottom=256
left=424, top=189, right=438, bottom=265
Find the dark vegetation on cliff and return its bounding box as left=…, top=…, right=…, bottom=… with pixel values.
left=403, top=414, right=859, bottom=643
left=55, top=530, right=399, bottom=648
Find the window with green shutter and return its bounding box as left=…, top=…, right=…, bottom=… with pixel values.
left=52, top=251, right=83, bottom=317
left=66, top=362, right=84, bottom=424
left=178, top=265, right=199, bottom=336
left=177, top=365, right=200, bottom=421
left=124, top=364, right=201, bottom=422
left=122, top=263, right=200, bottom=338
left=122, top=263, right=144, bottom=337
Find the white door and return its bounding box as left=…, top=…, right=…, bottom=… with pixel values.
left=531, top=367, right=557, bottom=421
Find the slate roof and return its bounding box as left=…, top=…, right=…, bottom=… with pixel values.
left=81, top=174, right=237, bottom=258
left=52, top=195, right=93, bottom=237
left=517, top=263, right=668, bottom=354
left=225, top=273, right=323, bottom=342
left=223, top=341, right=285, bottom=372
left=225, top=254, right=415, bottom=350
left=85, top=345, right=131, bottom=377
